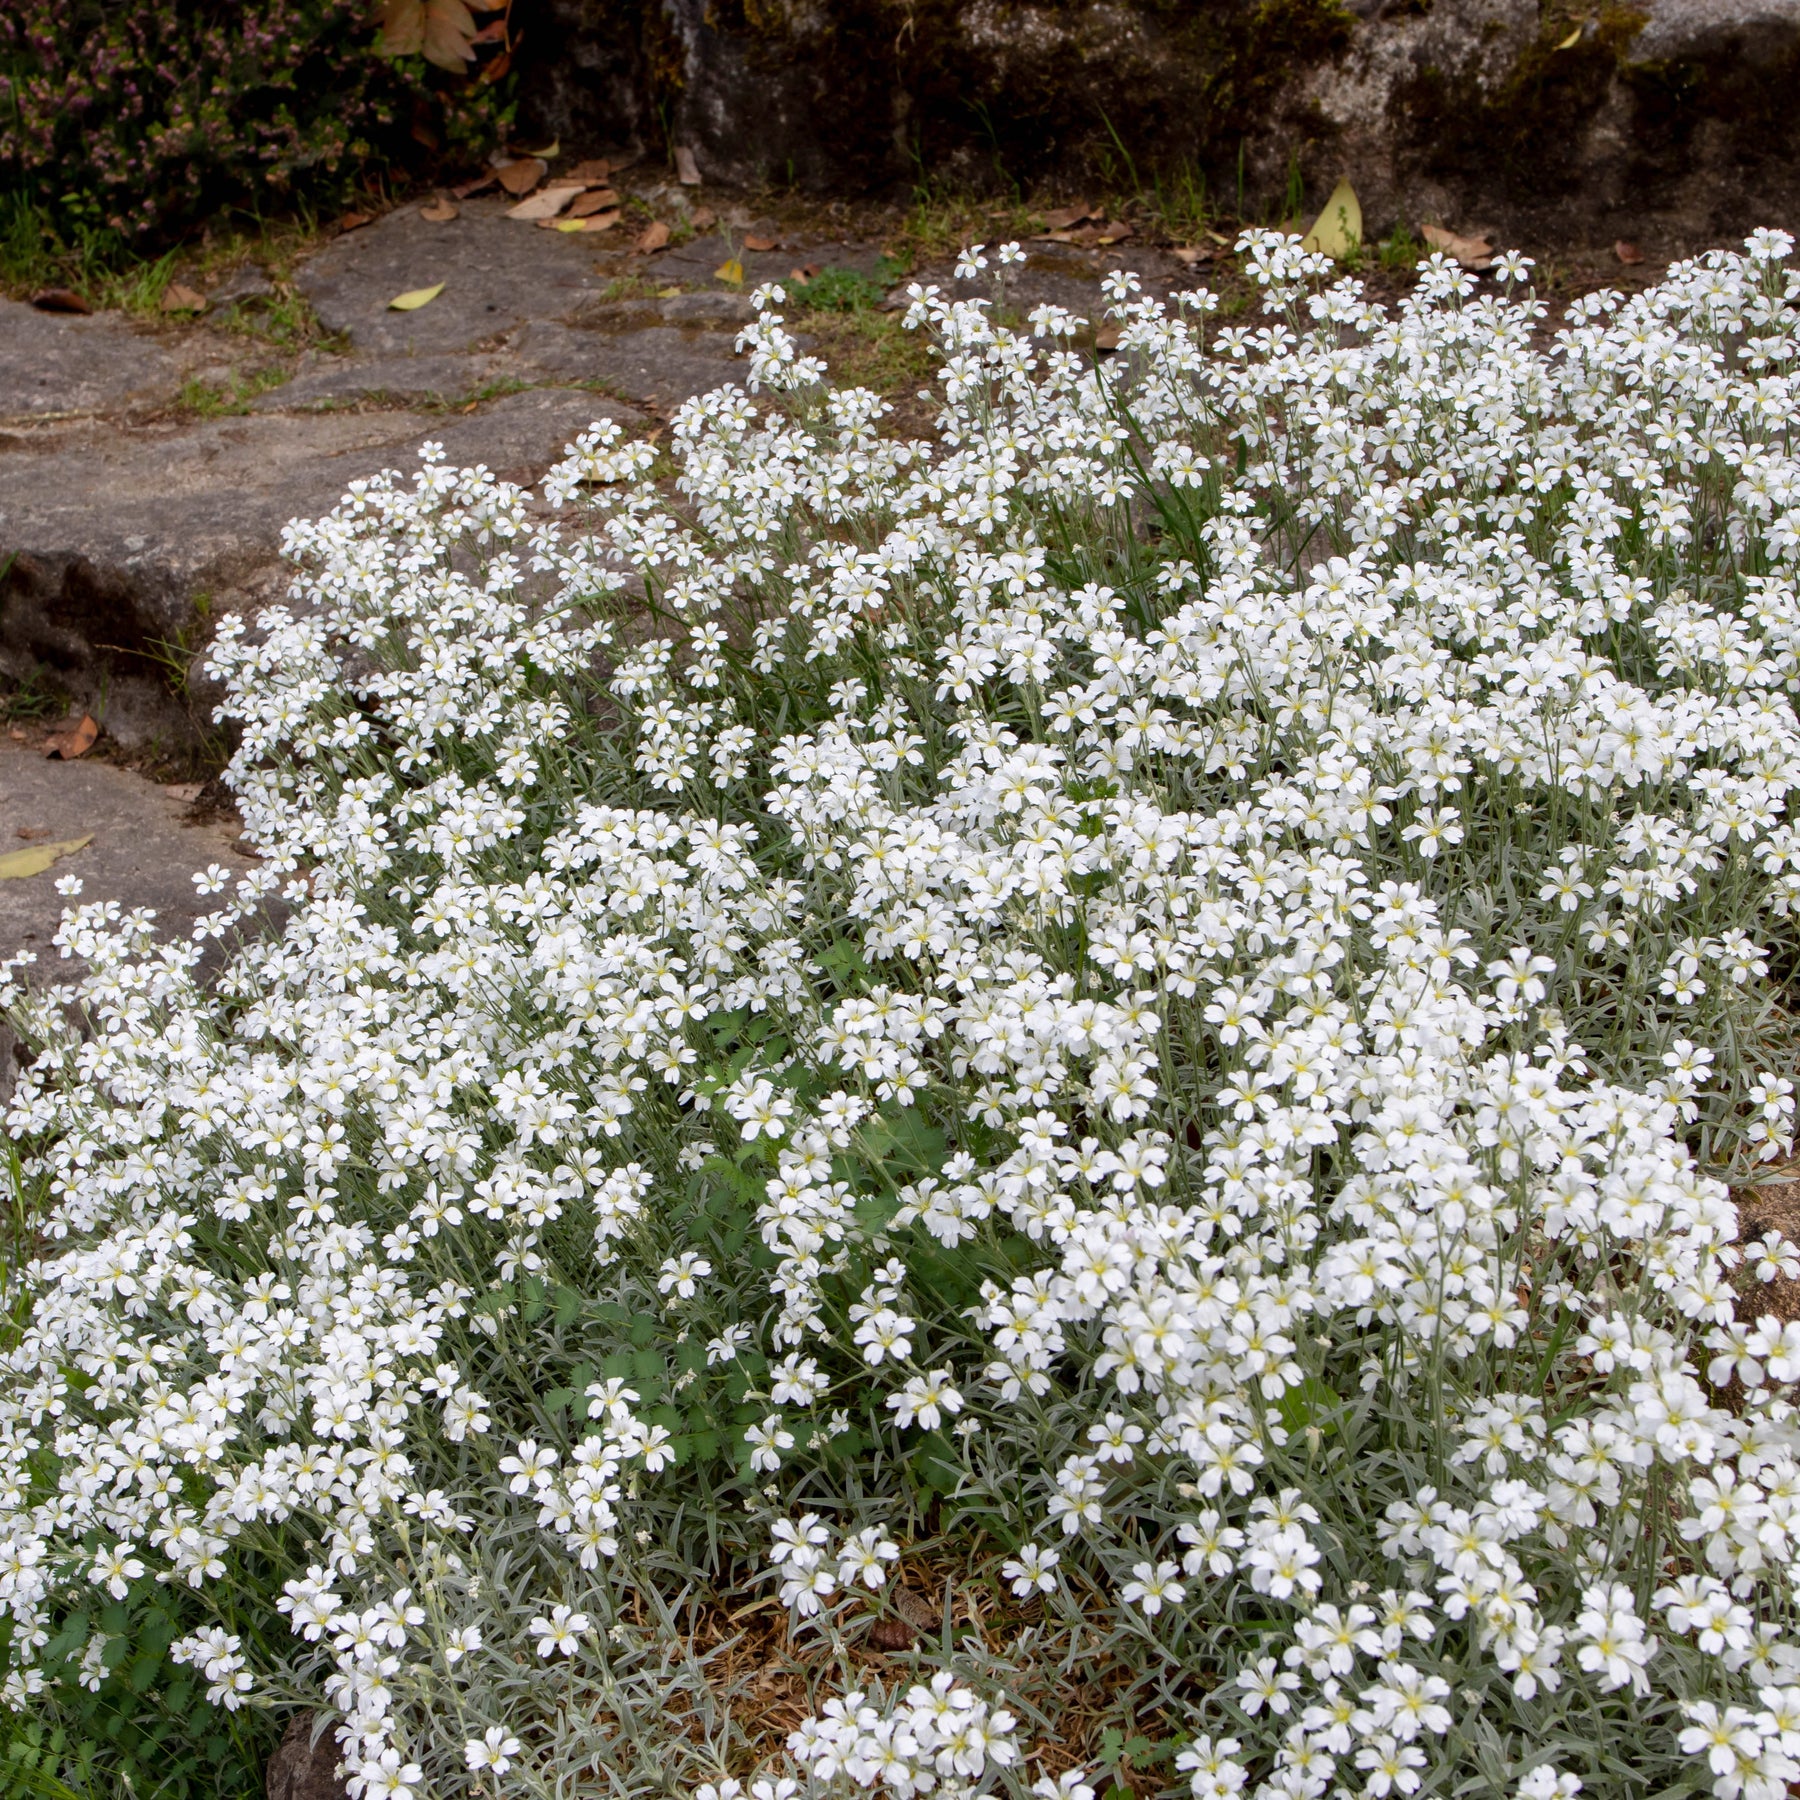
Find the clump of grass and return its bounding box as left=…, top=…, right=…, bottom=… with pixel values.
left=170, top=365, right=291, bottom=418
left=786, top=263, right=898, bottom=313
left=1378, top=222, right=1426, bottom=270
left=0, top=660, right=68, bottom=726
left=793, top=306, right=936, bottom=402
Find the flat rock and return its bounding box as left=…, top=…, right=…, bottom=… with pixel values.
left=249, top=349, right=518, bottom=411
left=512, top=320, right=748, bottom=407
left=0, top=737, right=256, bottom=964
left=295, top=201, right=614, bottom=354
left=0, top=388, right=634, bottom=744
left=643, top=233, right=887, bottom=288
left=0, top=739, right=266, bottom=1103
left=1635, top=0, right=1800, bottom=55
left=651, top=291, right=757, bottom=325
left=0, top=302, right=185, bottom=422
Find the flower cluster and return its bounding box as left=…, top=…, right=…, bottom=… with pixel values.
left=785, top=1673, right=1020, bottom=1796
left=7, top=229, right=1800, bottom=1800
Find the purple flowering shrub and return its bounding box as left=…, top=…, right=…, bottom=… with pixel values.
left=0, top=0, right=499, bottom=241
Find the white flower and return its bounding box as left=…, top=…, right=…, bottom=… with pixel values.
left=745, top=1414, right=795, bottom=1473
left=465, top=1726, right=522, bottom=1772
left=1121, top=1559, right=1186, bottom=1615
left=1001, top=1542, right=1060, bottom=1597
left=528, top=1604, right=590, bottom=1657
left=887, top=1367, right=963, bottom=1430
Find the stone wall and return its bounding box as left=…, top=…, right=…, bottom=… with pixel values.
left=517, top=0, right=1800, bottom=242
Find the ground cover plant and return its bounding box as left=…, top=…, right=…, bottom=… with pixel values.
left=6, top=228, right=1800, bottom=1800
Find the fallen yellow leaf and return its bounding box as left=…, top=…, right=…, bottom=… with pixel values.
left=0, top=835, right=92, bottom=880
left=715, top=257, right=744, bottom=286
left=1301, top=179, right=1362, bottom=261
left=389, top=283, right=445, bottom=311
left=1556, top=21, right=1583, bottom=47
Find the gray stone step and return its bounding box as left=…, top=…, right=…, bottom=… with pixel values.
left=1, top=387, right=637, bottom=750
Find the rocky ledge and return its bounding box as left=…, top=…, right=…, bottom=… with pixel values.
left=527, top=0, right=1800, bottom=245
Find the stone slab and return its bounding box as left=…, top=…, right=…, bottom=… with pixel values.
left=0, top=737, right=257, bottom=963
left=0, top=388, right=634, bottom=740
left=249, top=350, right=518, bottom=411
left=1635, top=0, right=1800, bottom=57
left=295, top=201, right=614, bottom=354
left=511, top=320, right=749, bottom=407
left=525, top=0, right=1800, bottom=246
left=641, top=234, right=888, bottom=288
left=0, top=301, right=186, bottom=422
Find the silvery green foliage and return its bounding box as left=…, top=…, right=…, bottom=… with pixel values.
left=7, top=228, right=1800, bottom=1800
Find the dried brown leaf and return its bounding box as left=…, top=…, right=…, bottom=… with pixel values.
left=420, top=195, right=459, bottom=222
left=508, top=186, right=580, bottom=221
left=674, top=146, right=701, bottom=186
left=890, top=1585, right=940, bottom=1631
left=565, top=159, right=612, bottom=183
left=690, top=206, right=717, bottom=231
left=567, top=187, right=620, bottom=218
left=30, top=287, right=92, bottom=314
left=1421, top=223, right=1494, bottom=269
left=495, top=157, right=546, bottom=196
left=1614, top=239, right=1645, bottom=265
left=336, top=211, right=372, bottom=233
left=547, top=212, right=620, bottom=233
left=377, top=0, right=478, bottom=69
left=377, top=0, right=423, bottom=55
left=44, top=715, right=98, bottom=760
left=634, top=221, right=672, bottom=254
left=160, top=282, right=207, bottom=313
left=1041, top=201, right=1096, bottom=231
left=744, top=232, right=778, bottom=252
